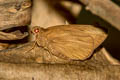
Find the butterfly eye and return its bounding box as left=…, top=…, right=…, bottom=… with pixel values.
left=34, top=28, right=39, bottom=33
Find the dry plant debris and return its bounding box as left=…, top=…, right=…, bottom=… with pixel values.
left=0, top=0, right=119, bottom=80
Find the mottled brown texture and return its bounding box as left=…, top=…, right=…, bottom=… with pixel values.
left=0, top=0, right=31, bottom=50
left=0, top=0, right=31, bottom=30
left=0, top=61, right=120, bottom=80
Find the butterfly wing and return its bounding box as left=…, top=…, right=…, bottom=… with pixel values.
left=44, top=25, right=94, bottom=60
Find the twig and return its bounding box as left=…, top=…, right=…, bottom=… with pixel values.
left=0, top=62, right=120, bottom=80
left=80, top=0, right=120, bottom=30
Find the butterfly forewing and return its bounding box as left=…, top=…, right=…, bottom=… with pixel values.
left=43, top=25, right=94, bottom=60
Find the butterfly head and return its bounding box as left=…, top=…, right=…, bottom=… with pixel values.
left=31, top=26, right=47, bottom=47
left=31, top=26, right=44, bottom=35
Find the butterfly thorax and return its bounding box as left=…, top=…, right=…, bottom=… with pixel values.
left=36, top=32, right=48, bottom=49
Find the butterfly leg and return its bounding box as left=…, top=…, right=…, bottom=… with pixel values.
left=24, top=41, right=37, bottom=54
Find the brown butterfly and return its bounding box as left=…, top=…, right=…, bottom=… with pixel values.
left=31, top=25, right=107, bottom=60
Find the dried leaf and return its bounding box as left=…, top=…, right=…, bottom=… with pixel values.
left=0, top=30, right=28, bottom=40
left=0, top=0, right=31, bottom=30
